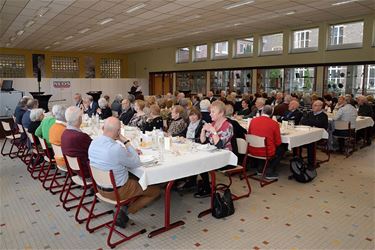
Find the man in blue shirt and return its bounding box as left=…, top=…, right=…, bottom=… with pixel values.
left=89, top=117, right=160, bottom=228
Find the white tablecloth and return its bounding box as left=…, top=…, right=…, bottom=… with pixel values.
left=130, top=149, right=238, bottom=190
left=281, top=127, right=328, bottom=150
left=327, top=114, right=374, bottom=131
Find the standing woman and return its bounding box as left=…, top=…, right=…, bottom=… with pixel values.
left=128, top=100, right=147, bottom=131
left=195, top=100, right=234, bottom=198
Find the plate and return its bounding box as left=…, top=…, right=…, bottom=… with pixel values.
left=281, top=132, right=289, bottom=135
left=140, top=155, right=154, bottom=164
left=196, top=144, right=217, bottom=151
left=294, top=125, right=310, bottom=128
left=358, top=116, right=365, bottom=119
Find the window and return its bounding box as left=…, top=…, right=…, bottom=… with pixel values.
left=260, top=33, right=283, bottom=55
left=234, top=37, right=253, bottom=57
left=176, top=71, right=206, bottom=95
left=285, top=67, right=315, bottom=94
left=212, top=41, right=228, bottom=59
left=176, top=47, right=190, bottom=63
left=193, top=44, right=207, bottom=61
left=210, top=69, right=252, bottom=94
left=100, top=58, right=122, bottom=78
left=292, top=28, right=319, bottom=52
left=51, top=56, right=79, bottom=78
left=366, top=65, right=375, bottom=95
left=0, top=54, right=26, bottom=78
left=257, top=68, right=284, bottom=94
left=328, top=21, right=364, bottom=49
left=325, top=65, right=364, bottom=96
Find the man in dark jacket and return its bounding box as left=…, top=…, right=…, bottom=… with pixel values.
left=279, top=100, right=303, bottom=125
left=119, top=98, right=135, bottom=125
left=357, top=95, right=374, bottom=145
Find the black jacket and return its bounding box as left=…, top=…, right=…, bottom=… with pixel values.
left=300, top=111, right=328, bottom=130
left=227, top=118, right=247, bottom=158
left=358, top=103, right=374, bottom=118
left=99, top=107, right=112, bottom=120
left=144, top=116, right=163, bottom=131
left=119, top=108, right=135, bottom=125
left=279, top=109, right=303, bottom=125
left=201, top=111, right=212, bottom=123
left=183, top=119, right=205, bottom=143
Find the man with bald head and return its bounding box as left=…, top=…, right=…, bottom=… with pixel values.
left=279, top=100, right=303, bottom=125
left=89, top=117, right=160, bottom=228
left=300, top=100, right=329, bottom=169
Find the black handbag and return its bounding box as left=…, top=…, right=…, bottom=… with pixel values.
left=212, top=186, right=235, bottom=219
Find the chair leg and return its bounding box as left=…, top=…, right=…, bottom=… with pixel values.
left=49, top=169, right=65, bottom=195
left=1, top=138, right=9, bottom=156
left=86, top=196, right=113, bottom=233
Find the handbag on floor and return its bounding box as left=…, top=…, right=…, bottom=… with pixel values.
left=212, top=186, right=235, bottom=219
left=290, top=157, right=317, bottom=183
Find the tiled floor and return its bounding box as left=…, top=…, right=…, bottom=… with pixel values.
left=0, top=141, right=374, bottom=249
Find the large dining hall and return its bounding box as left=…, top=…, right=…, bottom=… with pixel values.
left=0, top=0, right=374, bottom=249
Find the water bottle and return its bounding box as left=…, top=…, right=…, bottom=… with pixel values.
left=152, top=127, right=157, bottom=150
left=158, top=131, right=165, bottom=161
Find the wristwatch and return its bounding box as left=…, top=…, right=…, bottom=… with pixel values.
left=123, top=140, right=130, bottom=145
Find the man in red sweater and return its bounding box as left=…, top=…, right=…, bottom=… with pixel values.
left=61, top=106, right=92, bottom=179
left=248, top=105, right=286, bottom=179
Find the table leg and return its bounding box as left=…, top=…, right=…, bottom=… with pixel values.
left=312, top=142, right=317, bottom=168
left=198, top=171, right=216, bottom=218
left=148, top=180, right=185, bottom=238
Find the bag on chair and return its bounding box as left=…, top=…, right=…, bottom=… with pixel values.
left=290, top=157, right=317, bottom=183
left=212, top=187, right=235, bottom=219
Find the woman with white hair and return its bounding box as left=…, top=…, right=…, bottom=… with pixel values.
left=28, top=109, right=44, bottom=135
left=35, top=104, right=62, bottom=147
left=111, top=94, right=123, bottom=115
left=199, top=99, right=212, bottom=123
left=96, top=97, right=112, bottom=120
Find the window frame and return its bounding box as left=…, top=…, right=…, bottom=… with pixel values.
left=175, top=47, right=190, bottom=64
left=211, top=40, right=229, bottom=60
left=327, top=20, right=364, bottom=51
left=290, top=27, right=319, bottom=53
left=259, top=32, right=284, bottom=56
left=233, top=37, right=254, bottom=58
left=193, top=44, right=208, bottom=62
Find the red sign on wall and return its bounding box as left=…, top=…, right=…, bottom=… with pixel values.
left=53, top=80, right=71, bottom=89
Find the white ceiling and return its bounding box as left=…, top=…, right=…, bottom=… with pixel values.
left=0, top=0, right=374, bottom=54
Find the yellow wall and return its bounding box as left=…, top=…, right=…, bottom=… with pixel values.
left=126, top=14, right=375, bottom=79
left=0, top=48, right=128, bottom=78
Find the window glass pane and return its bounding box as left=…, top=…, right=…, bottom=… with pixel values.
left=100, top=58, right=122, bottom=78
left=211, top=70, right=252, bottom=95
left=285, top=67, right=315, bottom=94
left=325, top=65, right=364, bottom=96
left=261, top=33, right=283, bottom=54
left=52, top=56, right=79, bottom=78
left=0, top=54, right=26, bottom=78
left=194, top=44, right=207, bottom=61
left=235, top=38, right=253, bottom=57
left=176, top=71, right=206, bottom=95
left=257, top=68, right=284, bottom=94
left=176, top=47, right=189, bottom=63
left=292, top=28, right=319, bottom=50
left=365, top=65, right=375, bottom=95
left=213, top=41, right=228, bottom=58
left=329, top=21, right=363, bottom=46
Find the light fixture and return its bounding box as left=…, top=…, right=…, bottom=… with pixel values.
left=126, top=3, right=146, bottom=13
left=10, top=37, right=16, bottom=42
left=123, top=33, right=135, bottom=38
left=98, top=18, right=114, bottom=25
left=16, top=30, right=24, bottom=36
left=180, top=15, right=201, bottom=22
left=37, top=7, right=49, bottom=17
left=64, top=35, right=74, bottom=40
left=191, top=30, right=203, bottom=34
left=234, top=23, right=242, bottom=26
left=45, top=46, right=50, bottom=49
left=285, top=10, right=296, bottom=15
left=25, top=20, right=35, bottom=28
left=5, top=43, right=11, bottom=47
left=332, top=0, right=358, bottom=6
left=53, top=41, right=60, bottom=45
left=224, top=0, right=255, bottom=10
left=146, top=25, right=163, bottom=31
left=78, top=28, right=90, bottom=34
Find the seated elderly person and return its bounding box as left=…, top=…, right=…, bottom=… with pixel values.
left=279, top=100, right=303, bottom=125
left=236, top=99, right=251, bottom=117
left=243, top=97, right=266, bottom=118
left=196, top=101, right=234, bottom=198
left=61, top=106, right=92, bottom=178
left=35, top=104, right=63, bottom=147
left=300, top=100, right=328, bottom=169
left=144, top=104, right=163, bottom=131
left=332, top=96, right=358, bottom=152
left=28, top=108, right=44, bottom=135
left=185, top=107, right=205, bottom=143
left=73, top=93, right=83, bottom=108
left=167, top=105, right=187, bottom=137
left=89, top=117, right=160, bottom=228
left=111, top=94, right=123, bottom=115
left=83, top=95, right=98, bottom=118
left=273, top=94, right=292, bottom=117
left=96, top=97, right=112, bottom=120
left=22, top=99, right=39, bottom=130
left=199, top=99, right=212, bottom=123
left=49, top=105, right=67, bottom=166
left=119, top=98, right=135, bottom=125
left=14, top=96, right=31, bottom=125
left=356, top=95, right=374, bottom=145
left=128, top=100, right=147, bottom=131
left=248, top=105, right=284, bottom=180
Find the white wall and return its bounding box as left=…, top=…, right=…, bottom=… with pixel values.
left=0, top=78, right=149, bottom=107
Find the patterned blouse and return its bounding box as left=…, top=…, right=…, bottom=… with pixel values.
left=205, top=120, right=233, bottom=150
left=128, top=114, right=147, bottom=131
left=168, top=117, right=187, bottom=137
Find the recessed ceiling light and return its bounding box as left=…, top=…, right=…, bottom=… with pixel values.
left=180, top=15, right=201, bottom=22
left=10, top=37, right=16, bottom=42
left=98, top=18, right=114, bottom=25
left=16, top=30, right=24, bottom=36
left=146, top=25, right=163, bottom=31
left=45, top=46, right=50, bottom=49
left=38, top=7, right=49, bottom=17
left=224, top=0, right=255, bottom=10
left=126, top=3, right=146, bottom=13
left=64, top=36, right=74, bottom=40
left=53, top=41, right=60, bottom=45
left=25, top=20, right=35, bottom=28
left=123, top=33, right=135, bottom=38
left=78, top=28, right=90, bottom=34
left=6, top=43, right=11, bottom=47
left=234, top=23, right=242, bottom=26
left=332, top=0, right=358, bottom=6
left=285, top=10, right=296, bottom=15
left=191, top=30, right=203, bottom=34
